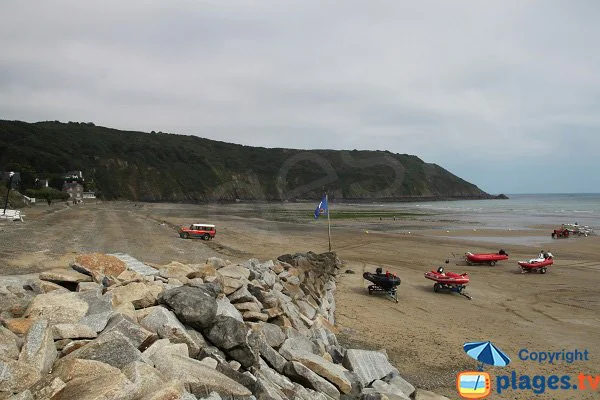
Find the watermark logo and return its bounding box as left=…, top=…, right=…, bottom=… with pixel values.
left=457, top=371, right=491, bottom=399
left=457, top=342, right=596, bottom=398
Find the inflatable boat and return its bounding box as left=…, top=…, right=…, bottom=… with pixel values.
left=424, top=266, right=471, bottom=299
left=518, top=252, right=554, bottom=274
left=465, top=250, right=508, bottom=266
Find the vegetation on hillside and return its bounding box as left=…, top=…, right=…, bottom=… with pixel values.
left=0, top=120, right=495, bottom=202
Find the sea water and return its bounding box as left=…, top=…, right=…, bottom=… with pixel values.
left=392, top=193, right=600, bottom=230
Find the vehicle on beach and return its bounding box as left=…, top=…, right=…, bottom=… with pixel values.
left=424, top=265, right=471, bottom=300
left=551, top=228, right=569, bottom=239
left=560, top=223, right=594, bottom=237
left=178, top=223, right=216, bottom=240
left=465, top=249, right=508, bottom=266
left=363, top=267, right=401, bottom=303
left=518, top=251, right=554, bottom=274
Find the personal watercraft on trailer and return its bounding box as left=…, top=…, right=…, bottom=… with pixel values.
left=424, top=265, right=472, bottom=300
left=465, top=249, right=508, bottom=266
left=363, top=267, right=401, bottom=303
left=518, top=251, right=554, bottom=274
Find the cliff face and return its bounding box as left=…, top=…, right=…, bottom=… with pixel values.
left=0, top=120, right=493, bottom=202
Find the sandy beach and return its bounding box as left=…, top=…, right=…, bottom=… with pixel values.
left=1, top=201, right=599, bottom=399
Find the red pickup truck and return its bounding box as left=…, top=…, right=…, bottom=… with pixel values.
left=179, top=224, right=216, bottom=240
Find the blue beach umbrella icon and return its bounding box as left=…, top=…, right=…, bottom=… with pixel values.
left=463, top=341, right=511, bottom=370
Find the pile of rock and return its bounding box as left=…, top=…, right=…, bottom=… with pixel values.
left=0, top=251, right=447, bottom=400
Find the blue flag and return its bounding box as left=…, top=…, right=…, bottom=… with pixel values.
left=314, top=194, right=328, bottom=219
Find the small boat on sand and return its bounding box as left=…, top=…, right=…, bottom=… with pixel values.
left=518, top=251, right=554, bottom=274
left=363, top=268, right=401, bottom=303
left=465, top=250, right=508, bottom=266
left=424, top=265, right=471, bottom=299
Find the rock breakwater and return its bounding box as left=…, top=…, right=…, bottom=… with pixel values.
left=0, top=251, right=448, bottom=400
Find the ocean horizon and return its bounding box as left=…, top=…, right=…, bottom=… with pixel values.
left=372, top=193, right=600, bottom=231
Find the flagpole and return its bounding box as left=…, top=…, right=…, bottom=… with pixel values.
left=327, top=193, right=331, bottom=252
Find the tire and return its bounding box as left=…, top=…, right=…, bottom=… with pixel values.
left=184, top=233, right=190, bottom=239
left=540, top=267, right=547, bottom=274
left=433, top=283, right=442, bottom=293
left=489, top=261, right=496, bottom=266
left=202, top=234, right=210, bottom=240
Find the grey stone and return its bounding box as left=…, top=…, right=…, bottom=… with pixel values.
left=108, top=253, right=159, bottom=276
left=23, top=291, right=88, bottom=325
left=206, top=257, right=228, bottom=269
left=61, top=330, right=142, bottom=369
left=0, top=326, right=20, bottom=360
left=218, top=265, right=251, bottom=280
left=342, top=349, right=396, bottom=387
left=261, top=323, right=286, bottom=348
left=253, top=373, right=287, bottom=400
left=159, top=286, right=217, bottom=330
left=39, top=268, right=93, bottom=284
left=0, top=357, right=41, bottom=393
left=205, top=316, right=247, bottom=350
left=141, top=339, right=181, bottom=365
left=18, top=319, right=57, bottom=374
left=198, top=357, right=218, bottom=369
left=278, top=337, right=319, bottom=361
left=52, top=323, right=98, bottom=340
left=111, top=282, right=163, bottom=309
left=216, top=362, right=257, bottom=393
left=27, top=376, right=66, bottom=399
left=139, top=306, right=200, bottom=356
left=290, top=351, right=360, bottom=395
left=186, top=327, right=209, bottom=356
left=216, top=295, right=244, bottom=322
left=158, top=261, right=195, bottom=280
left=188, top=278, right=205, bottom=287
left=296, top=300, right=317, bottom=320
left=138, top=380, right=187, bottom=400
left=311, top=326, right=338, bottom=347
left=258, top=338, right=287, bottom=373
left=227, top=285, right=258, bottom=304
left=122, top=360, right=167, bottom=398
left=197, top=346, right=228, bottom=364
left=284, top=361, right=340, bottom=400
left=227, top=344, right=259, bottom=369
left=8, top=390, right=34, bottom=400
left=76, top=282, right=103, bottom=293
left=257, top=358, right=296, bottom=393
left=371, top=380, right=411, bottom=400
left=387, top=375, right=416, bottom=399
left=154, top=354, right=252, bottom=398
left=50, top=358, right=134, bottom=400
left=60, top=340, right=92, bottom=357
left=77, top=290, right=114, bottom=333
left=103, top=313, right=157, bottom=349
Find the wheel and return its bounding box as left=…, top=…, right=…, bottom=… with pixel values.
left=202, top=233, right=210, bottom=240
left=489, top=261, right=496, bottom=266
left=433, top=283, right=442, bottom=293
left=184, top=233, right=190, bottom=239
left=540, top=267, right=547, bottom=274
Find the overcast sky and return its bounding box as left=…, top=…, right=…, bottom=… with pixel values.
left=1, top=1, right=599, bottom=194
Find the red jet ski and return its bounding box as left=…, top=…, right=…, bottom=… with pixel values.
left=465, top=249, right=508, bottom=266
left=518, top=251, right=554, bottom=274
left=424, top=265, right=471, bottom=299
